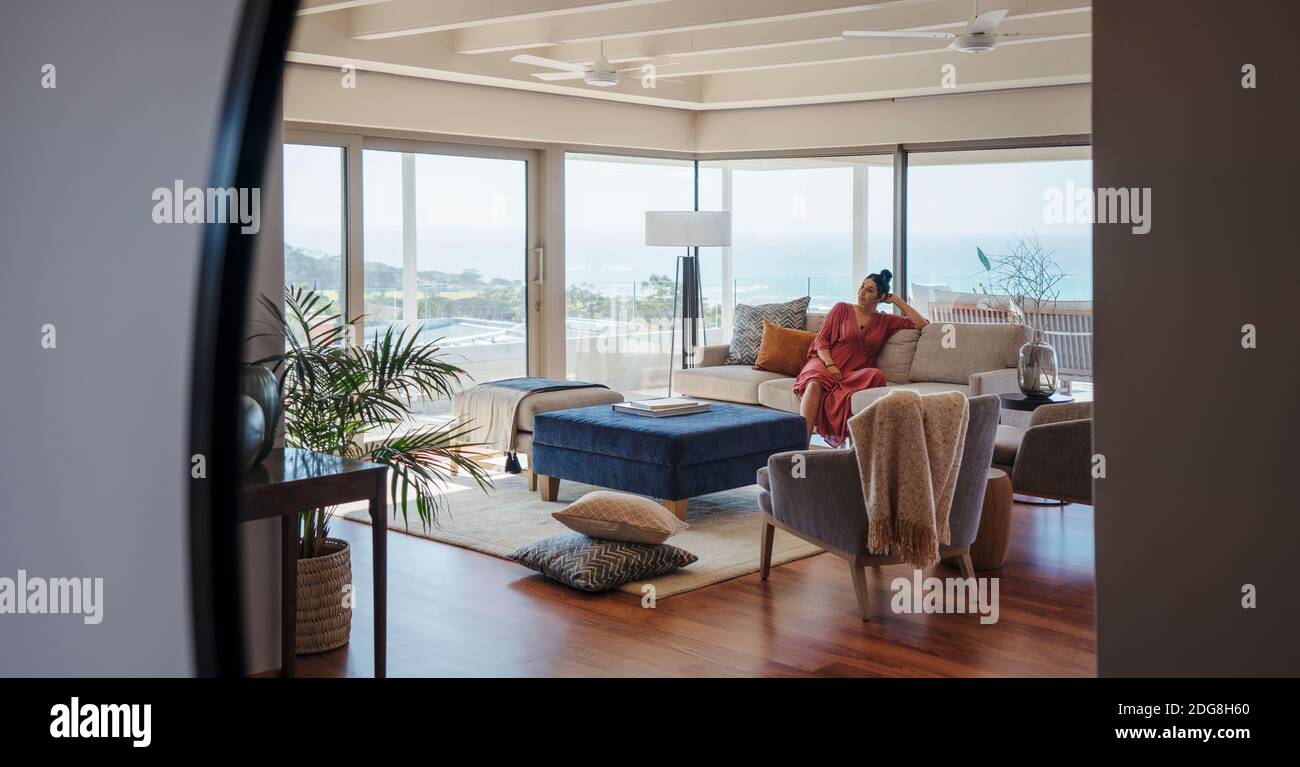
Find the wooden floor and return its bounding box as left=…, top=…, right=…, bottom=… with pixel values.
left=295, top=501, right=1096, bottom=677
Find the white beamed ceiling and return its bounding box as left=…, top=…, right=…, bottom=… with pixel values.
left=288, top=0, right=1091, bottom=111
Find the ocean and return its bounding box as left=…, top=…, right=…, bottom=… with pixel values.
left=287, top=226, right=1093, bottom=306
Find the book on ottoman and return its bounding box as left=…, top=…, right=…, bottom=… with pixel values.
left=613, top=398, right=710, bottom=418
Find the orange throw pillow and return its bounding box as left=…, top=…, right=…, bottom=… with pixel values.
left=753, top=320, right=816, bottom=377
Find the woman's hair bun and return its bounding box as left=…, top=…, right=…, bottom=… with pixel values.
left=871, top=269, right=893, bottom=294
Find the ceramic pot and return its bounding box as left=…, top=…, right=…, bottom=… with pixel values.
left=237, top=394, right=265, bottom=473
left=240, top=363, right=281, bottom=465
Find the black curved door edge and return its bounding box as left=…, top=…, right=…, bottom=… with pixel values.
left=190, top=0, right=297, bottom=679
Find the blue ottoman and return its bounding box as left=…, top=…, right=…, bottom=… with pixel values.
left=531, top=402, right=807, bottom=519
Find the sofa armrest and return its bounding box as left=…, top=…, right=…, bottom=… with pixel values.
left=695, top=344, right=731, bottom=367
left=766, top=450, right=868, bottom=554
left=969, top=367, right=1020, bottom=396
left=1011, top=418, right=1093, bottom=502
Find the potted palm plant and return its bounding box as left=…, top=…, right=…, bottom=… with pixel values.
left=250, top=286, right=492, bottom=654
left=975, top=232, right=1068, bottom=397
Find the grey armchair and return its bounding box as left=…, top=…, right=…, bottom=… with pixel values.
left=992, top=401, right=1093, bottom=504
left=758, top=394, right=1001, bottom=620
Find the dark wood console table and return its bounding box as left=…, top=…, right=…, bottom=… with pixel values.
left=239, top=448, right=387, bottom=677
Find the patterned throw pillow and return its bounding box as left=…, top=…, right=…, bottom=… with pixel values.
left=509, top=533, right=697, bottom=592
left=552, top=491, right=688, bottom=544
left=727, top=296, right=811, bottom=365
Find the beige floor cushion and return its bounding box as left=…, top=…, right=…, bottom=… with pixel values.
left=552, top=490, right=689, bottom=544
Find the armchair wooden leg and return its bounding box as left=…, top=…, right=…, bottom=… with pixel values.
left=759, top=518, right=775, bottom=580
left=957, top=552, right=975, bottom=580
left=528, top=469, right=537, bottom=492
left=849, top=563, right=871, bottom=621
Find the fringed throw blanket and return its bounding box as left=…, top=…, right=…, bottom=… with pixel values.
left=451, top=378, right=607, bottom=473
left=847, top=390, right=968, bottom=568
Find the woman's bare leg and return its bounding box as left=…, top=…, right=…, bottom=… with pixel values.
left=799, top=381, right=823, bottom=445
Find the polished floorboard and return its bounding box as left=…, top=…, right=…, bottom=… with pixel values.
left=293, top=500, right=1096, bottom=677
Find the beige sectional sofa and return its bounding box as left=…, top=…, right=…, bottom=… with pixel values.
left=673, top=312, right=1026, bottom=415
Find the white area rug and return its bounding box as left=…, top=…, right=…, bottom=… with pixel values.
left=342, top=471, right=822, bottom=598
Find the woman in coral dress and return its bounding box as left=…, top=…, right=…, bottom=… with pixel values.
left=793, top=269, right=930, bottom=446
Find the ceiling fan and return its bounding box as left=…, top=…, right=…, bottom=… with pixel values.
left=511, top=42, right=678, bottom=87
left=843, top=2, right=1030, bottom=54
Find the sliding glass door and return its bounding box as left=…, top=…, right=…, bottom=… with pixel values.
left=564, top=153, right=695, bottom=393
left=699, top=155, right=893, bottom=339
left=906, top=145, right=1093, bottom=377
left=906, top=146, right=1092, bottom=301
left=362, top=144, right=532, bottom=415
left=282, top=143, right=346, bottom=310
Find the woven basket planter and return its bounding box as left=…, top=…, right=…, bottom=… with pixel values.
left=296, top=538, right=352, bottom=655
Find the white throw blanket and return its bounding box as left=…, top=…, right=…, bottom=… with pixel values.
left=452, top=384, right=531, bottom=453
left=847, top=390, right=969, bottom=568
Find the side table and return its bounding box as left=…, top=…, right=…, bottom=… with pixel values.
left=240, top=448, right=387, bottom=677
left=970, top=468, right=1014, bottom=571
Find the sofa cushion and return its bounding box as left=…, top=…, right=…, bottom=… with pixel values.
left=757, top=377, right=800, bottom=413
left=753, top=320, right=816, bottom=377
left=509, top=533, right=697, bottom=592
left=848, top=382, right=971, bottom=414
left=876, top=328, right=920, bottom=384
left=552, top=490, right=688, bottom=544
left=515, top=386, right=625, bottom=432
left=909, top=322, right=1022, bottom=385
left=805, top=312, right=825, bottom=334
left=673, top=365, right=787, bottom=404
left=727, top=296, right=810, bottom=365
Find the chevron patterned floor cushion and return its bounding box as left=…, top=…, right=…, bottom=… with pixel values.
left=509, top=533, right=698, bottom=592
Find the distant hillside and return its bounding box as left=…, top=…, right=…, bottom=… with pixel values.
left=285, top=244, right=522, bottom=291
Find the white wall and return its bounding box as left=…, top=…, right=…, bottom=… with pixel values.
left=283, top=63, right=1089, bottom=152
left=283, top=64, right=696, bottom=152
left=241, top=96, right=286, bottom=676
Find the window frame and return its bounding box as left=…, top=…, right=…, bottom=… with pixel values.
left=281, top=123, right=1091, bottom=382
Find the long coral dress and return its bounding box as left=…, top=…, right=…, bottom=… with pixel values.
left=793, top=302, right=916, bottom=447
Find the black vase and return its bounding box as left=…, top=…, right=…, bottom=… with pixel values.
left=238, top=394, right=266, bottom=474
left=240, top=363, right=281, bottom=465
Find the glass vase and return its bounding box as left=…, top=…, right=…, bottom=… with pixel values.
left=1017, top=331, right=1058, bottom=397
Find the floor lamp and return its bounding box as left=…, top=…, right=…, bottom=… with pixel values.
left=645, top=211, right=732, bottom=395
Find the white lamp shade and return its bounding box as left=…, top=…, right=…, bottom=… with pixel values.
left=645, top=211, right=732, bottom=247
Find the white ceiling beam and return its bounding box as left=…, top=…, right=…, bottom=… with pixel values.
left=297, top=0, right=392, bottom=17
left=348, top=0, right=669, bottom=40
left=627, top=12, right=1092, bottom=78
left=451, top=0, right=929, bottom=54
left=287, top=0, right=1094, bottom=111
left=540, top=0, right=1090, bottom=63
left=289, top=12, right=703, bottom=109
left=700, top=34, right=1091, bottom=109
